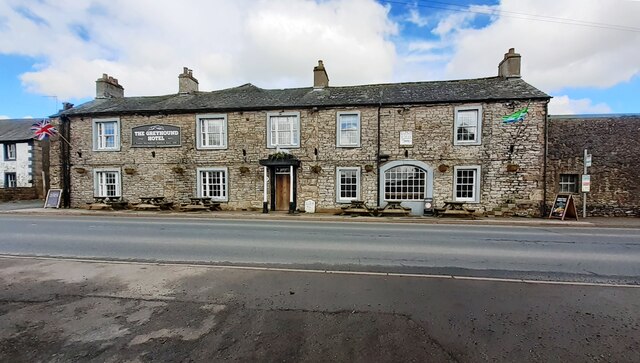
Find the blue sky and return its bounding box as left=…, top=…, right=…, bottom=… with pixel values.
left=0, top=0, right=638, bottom=119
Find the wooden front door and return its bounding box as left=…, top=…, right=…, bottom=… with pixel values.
left=275, top=172, right=290, bottom=211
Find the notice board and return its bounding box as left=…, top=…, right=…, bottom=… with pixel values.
left=548, top=193, right=578, bottom=221
left=44, top=189, right=62, bottom=208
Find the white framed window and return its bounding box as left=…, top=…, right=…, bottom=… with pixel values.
left=267, top=112, right=300, bottom=148
left=336, top=111, right=360, bottom=147
left=559, top=174, right=578, bottom=193
left=454, top=106, right=482, bottom=145
left=384, top=165, right=427, bottom=201
left=5, top=172, right=17, bottom=188
left=454, top=166, right=481, bottom=203
left=197, top=167, right=228, bottom=201
left=4, top=143, right=16, bottom=160
left=94, top=169, right=121, bottom=197
left=196, top=114, right=227, bottom=149
left=336, top=167, right=360, bottom=203
left=93, top=118, right=120, bottom=151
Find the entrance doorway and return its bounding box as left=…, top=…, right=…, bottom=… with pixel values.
left=275, top=167, right=290, bottom=211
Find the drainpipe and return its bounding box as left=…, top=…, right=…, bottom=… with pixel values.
left=60, top=115, right=71, bottom=208
left=376, top=90, right=383, bottom=207
left=542, top=99, right=549, bottom=217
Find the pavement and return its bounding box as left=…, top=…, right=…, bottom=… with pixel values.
left=1, top=199, right=640, bottom=228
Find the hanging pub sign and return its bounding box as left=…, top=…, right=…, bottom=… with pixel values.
left=132, top=124, right=181, bottom=147
left=548, top=193, right=578, bottom=221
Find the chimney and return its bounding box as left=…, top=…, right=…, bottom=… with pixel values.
left=498, top=48, right=521, bottom=78
left=313, top=60, right=329, bottom=89
left=96, top=74, right=124, bottom=98
left=178, top=67, right=199, bottom=94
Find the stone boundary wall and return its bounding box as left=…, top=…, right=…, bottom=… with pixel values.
left=547, top=115, right=640, bottom=217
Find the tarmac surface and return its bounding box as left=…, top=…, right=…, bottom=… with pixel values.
left=1, top=256, right=639, bottom=362
left=1, top=200, right=639, bottom=361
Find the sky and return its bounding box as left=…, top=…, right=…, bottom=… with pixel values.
left=0, top=0, right=638, bottom=119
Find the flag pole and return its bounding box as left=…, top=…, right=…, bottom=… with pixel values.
left=56, top=133, right=73, bottom=149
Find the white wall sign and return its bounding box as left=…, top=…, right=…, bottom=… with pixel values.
left=399, top=131, right=413, bottom=146
left=582, top=174, right=591, bottom=193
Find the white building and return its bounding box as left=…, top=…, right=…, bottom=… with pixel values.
left=0, top=119, right=49, bottom=200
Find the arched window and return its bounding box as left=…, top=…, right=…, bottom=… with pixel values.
left=384, top=166, right=427, bottom=200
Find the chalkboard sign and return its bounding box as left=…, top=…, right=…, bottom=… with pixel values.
left=549, top=193, right=578, bottom=221
left=44, top=189, right=62, bottom=208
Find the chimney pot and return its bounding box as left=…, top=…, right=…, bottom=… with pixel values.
left=498, top=48, right=521, bottom=78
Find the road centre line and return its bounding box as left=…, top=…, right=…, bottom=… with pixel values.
left=1, top=254, right=638, bottom=289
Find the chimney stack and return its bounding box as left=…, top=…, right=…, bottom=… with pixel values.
left=96, top=74, right=124, bottom=99
left=96, top=73, right=124, bottom=98
left=313, top=60, right=329, bottom=89
left=179, top=67, right=199, bottom=94
left=498, top=48, right=521, bottom=79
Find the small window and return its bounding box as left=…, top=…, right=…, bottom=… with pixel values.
left=454, top=166, right=480, bottom=203
left=197, top=167, right=228, bottom=201
left=336, top=167, right=360, bottom=203
left=94, top=169, right=121, bottom=197
left=4, top=143, right=16, bottom=160
left=337, top=112, right=360, bottom=147
left=384, top=165, right=427, bottom=201
left=267, top=112, right=300, bottom=148
left=454, top=106, right=482, bottom=145
left=4, top=172, right=17, bottom=188
left=93, top=118, right=120, bottom=151
left=559, top=174, right=578, bottom=193
left=196, top=114, right=227, bottom=149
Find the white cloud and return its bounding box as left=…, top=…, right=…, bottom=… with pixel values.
left=407, top=8, right=429, bottom=27
left=0, top=0, right=397, bottom=100
left=548, top=95, right=612, bottom=115
left=0, top=115, right=9, bottom=119
left=442, top=0, right=640, bottom=91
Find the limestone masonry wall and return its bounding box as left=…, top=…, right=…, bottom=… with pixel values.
left=50, top=99, right=547, bottom=215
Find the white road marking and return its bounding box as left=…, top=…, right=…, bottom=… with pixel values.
left=1, top=254, right=638, bottom=289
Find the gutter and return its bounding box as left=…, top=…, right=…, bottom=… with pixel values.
left=375, top=90, right=383, bottom=207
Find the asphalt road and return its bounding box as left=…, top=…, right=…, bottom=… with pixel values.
left=0, top=215, right=639, bottom=283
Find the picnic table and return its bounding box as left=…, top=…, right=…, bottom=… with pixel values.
left=341, top=200, right=376, bottom=216
left=182, top=197, right=222, bottom=211
left=437, top=201, right=475, bottom=218
left=137, top=197, right=174, bottom=210
left=378, top=201, right=411, bottom=216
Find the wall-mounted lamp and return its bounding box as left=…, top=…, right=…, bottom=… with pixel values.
left=76, top=150, right=82, bottom=158
left=314, top=148, right=318, bottom=156
left=242, top=149, right=247, bottom=162
left=151, top=151, right=156, bottom=158
left=404, top=150, right=409, bottom=158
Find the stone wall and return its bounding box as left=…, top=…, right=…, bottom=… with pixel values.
left=547, top=115, right=640, bottom=217
left=50, top=99, right=547, bottom=215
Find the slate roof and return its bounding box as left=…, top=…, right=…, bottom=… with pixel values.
left=0, top=118, right=42, bottom=142
left=58, top=76, right=550, bottom=117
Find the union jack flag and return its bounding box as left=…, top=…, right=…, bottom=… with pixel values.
left=31, top=119, right=57, bottom=140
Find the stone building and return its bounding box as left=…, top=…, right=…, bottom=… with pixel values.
left=0, top=118, right=49, bottom=201
left=547, top=114, right=640, bottom=216
left=50, top=49, right=551, bottom=216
